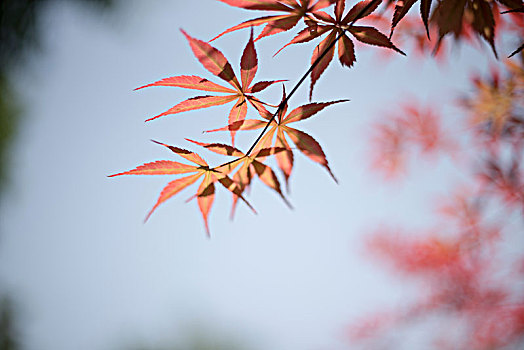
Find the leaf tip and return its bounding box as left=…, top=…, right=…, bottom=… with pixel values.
left=284, top=197, right=294, bottom=210
left=145, top=115, right=159, bottom=122
left=330, top=171, right=338, bottom=184
left=144, top=207, right=155, bottom=223
left=397, top=47, right=406, bottom=56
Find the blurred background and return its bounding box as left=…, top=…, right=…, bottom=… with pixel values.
left=0, top=0, right=522, bottom=349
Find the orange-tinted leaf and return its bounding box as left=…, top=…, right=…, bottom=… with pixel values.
left=276, top=128, right=294, bottom=187
left=217, top=175, right=257, bottom=213
left=253, top=145, right=287, bottom=158
left=228, top=185, right=243, bottom=220
left=228, top=99, right=248, bottom=144
left=256, top=14, right=301, bottom=40
left=228, top=162, right=252, bottom=218
left=212, top=0, right=328, bottom=41
left=247, top=80, right=287, bottom=93
left=284, top=126, right=337, bottom=182
left=281, top=99, right=348, bottom=124
left=214, top=159, right=244, bottom=176
left=310, top=30, right=337, bottom=99
left=350, top=26, right=406, bottom=54
left=273, top=25, right=332, bottom=56
left=252, top=160, right=292, bottom=207
left=241, top=29, right=258, bottom=90
left=210, top=15, right=289, bottom=42
left=206, top=118, right=267, bottom=133
left=217, top=0, right=291, bottom=11
left=196, top=172, right=215, bottom=235
left=151, top=140, right=208, bottom=166
left=108, top=160, right=198, bottom=177
left=276, top=86, right=289, bottom=122
left=146, top=95, right=238, bottom=122
left=248, top=98, right=274, bottom=119
left=145, top=173, right=203, bottom=222
left=181, top=29, right=241, bottom=90
left=135, top=75, right=235, bottom=93
left=186, top=139, right=246, bottom=157
left=235, top=162, right=253, bottom=189
left=252, top=127, right=276, bottom=155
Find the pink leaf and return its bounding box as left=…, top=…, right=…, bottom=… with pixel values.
left=108, top=161, right=198, bottom=177
left=181, top=29, right=241, bottom=90
left=146, top=95, right=238, bottom=122
left=145, top=173, right=203, bottom=222
left=240, top=29, right=258, bottom=90
left=309, top=31, right=337, bottom=100
left=135, top=75, right=235, bottom=93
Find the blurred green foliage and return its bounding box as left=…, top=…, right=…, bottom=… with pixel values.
left=0, top=2, right=114, bottom=349
left=0, top=0, right=113, bottom=193
left=0, top=298, right=19, bottom=350
left=127, top=330, right=250, bottom=350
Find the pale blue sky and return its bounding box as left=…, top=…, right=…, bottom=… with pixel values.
left=0, top=1, right=502, bottom=349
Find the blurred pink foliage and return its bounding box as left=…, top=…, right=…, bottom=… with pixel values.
left=353, top=55, right=524, bottom=349
left=370, top=102, right=454, bottom=178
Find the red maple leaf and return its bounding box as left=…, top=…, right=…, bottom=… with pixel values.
left=109, top=141, right=255, bottom=235
left=211, top=0, right=337, bottom=42
left=186, top=139, right=292, bottom=217
left=135, top=29, right=284, bottom=144
left=207, top=88, right=347, bottom=186
left=390, top=0, right=433, bottom=38
left=274, top=0, right=405, bottom=98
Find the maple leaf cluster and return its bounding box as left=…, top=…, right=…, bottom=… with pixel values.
left=109, top=1, right=524, bottom=347
left=111, top=25, right=346, bottom=234
left=111, top=0, right=524, bottom=236
left=213, top=0, right=405, bottom=98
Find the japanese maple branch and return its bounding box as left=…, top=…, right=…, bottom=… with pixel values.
left=214, top=0, right=383, bottom=172
left=244, top=0, right=383, bottom=157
